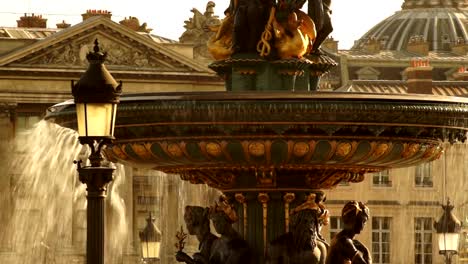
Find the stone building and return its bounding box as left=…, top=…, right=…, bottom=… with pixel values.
left=0, top=10, right=223, bottom=264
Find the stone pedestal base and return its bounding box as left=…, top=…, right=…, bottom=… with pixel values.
left=209, top=53, right=337, bottom=92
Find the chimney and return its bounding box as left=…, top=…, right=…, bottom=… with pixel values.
left=17, top=13, right=47, bottom=28
left=322, top=37, right=339, bottom=53
left=362, top=37, right=381, bottom=54
left=405, top=58, right=433, bottom=94
left=81, top=10, right=112, bottom=21
left=451, top=37, right=467, bottom=56
left=407, top=35, right=429, bottom=56
left=56, top=20, right=71, bottom=29
left=452, top=66, right=468, bottom=81
left=119, top=17, right=139, bottom=31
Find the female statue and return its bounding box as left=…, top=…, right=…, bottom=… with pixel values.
left=209, top=196, right=252, bottom=264
left=326, top=201, right=372, bottom=264
left=176, top=206, right=218, bottom=264
left=266, top=193, right=329, bottom=264
left=308, top=0, right=333, bottom=52
left=226, top=0, right=272, bottom=54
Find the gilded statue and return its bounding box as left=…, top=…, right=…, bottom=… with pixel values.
left=271, top=1, right=317, bottom=59
left=176, top=206, right=218, bottom=264
left=207, top=0, right=332, bottom=59
left=207, top=14, right=234, bottom=60
left=266, top=193, right=329, bottom=264
left=209, top=196, right=252, bottom=264
left=326, top=201, right=372, bottom=264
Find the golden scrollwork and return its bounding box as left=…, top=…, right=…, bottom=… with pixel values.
left=258, top=193, right=270, bottom=256
left=283, top=193, right=295, bottom=232
left=248, top=141, right=266, bottom=157
left=108, top=145, right=127, bottom=160
left=422, top=145, right=442, bottom=159
left=336, top=142, right=352, bottom=157
left=373, top=143, right=390, bottom=158
left=234, top=193, right=248, bottom=238
left=206, top=142, right=223, bottom=157
left=402, top=143, right=420, bottom=158
left=132, top=143, right=153, bottom=160
left=167, top=143, right=184, bottom=158
left=293, top=142, right=310, bottom=157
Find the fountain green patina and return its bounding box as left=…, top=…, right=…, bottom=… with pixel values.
left=46, top=91, right=468, bottom=262
left=47, top=92, right=468, bottom=192
left=44, top=0, right=468, bottom=262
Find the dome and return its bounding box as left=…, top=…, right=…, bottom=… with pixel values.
left=352, top=0, right=468, bottom=52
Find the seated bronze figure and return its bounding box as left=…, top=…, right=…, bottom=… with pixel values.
left=209, top=196, right=252, bottom=264
left=326, top=201, right=371, bottom=264
left=266, top=193, right=329, bottom=264
left=176, top=206, right=218, bottom=264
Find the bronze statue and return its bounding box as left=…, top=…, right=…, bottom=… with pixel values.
left=326, top=201, right=371, bottom=264
left=308, top=0, right=333, bottom=52
left=226, top=0, right=271, bottom=54
left=266, top=193, right=329, bottom=264
left=209, top=196, right=252, bottom=264
left=176, top=206, right=218, bottom=264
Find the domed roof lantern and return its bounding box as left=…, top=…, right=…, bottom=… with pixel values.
left=353, top=0, right=468, bottom=52
left=402, top=0, right=468, bottom=10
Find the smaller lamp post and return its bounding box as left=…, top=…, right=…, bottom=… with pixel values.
left=139, top=212, right=162, bottom=264
left=434, top=199, right=462, bottom=264
left=71, top=39, right=122, bottom=264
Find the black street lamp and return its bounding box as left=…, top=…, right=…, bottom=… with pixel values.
left=139, top=212, right=162, bottom=263
left=71, top=39, right=122, bottom=264
left=434, top=199, right=462, bottom=264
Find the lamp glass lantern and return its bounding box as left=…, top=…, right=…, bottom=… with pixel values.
left=76, top=102, right=117, bottom=137
left=434, top=199, right=462, bottom=257
left=140, top=213, right=162, bottom=261
left=72, top=39, right=122, bottom=139
left=437, top=233, right=460, bottom=253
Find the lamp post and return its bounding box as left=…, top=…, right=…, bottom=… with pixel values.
left=72, top=39, right=122, bottom=264
left=434, top=199, right=462, bottom=264
left=139, top=212, right=162, bottom=264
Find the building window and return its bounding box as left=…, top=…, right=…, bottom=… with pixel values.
left=15, top=114, right=41, bottom=135
left=137, top=196, right=158, bottom=205
left=372, top=217, right=391, bottom=264
left=415, top=163, right=433, bottom=187
left=338, top=180, right=350, bottom=187
left=329, top=216, right=343, bottom=240
left=415, top=217, right=432, bottom=264
left=372, top=170, right=391, bottom=186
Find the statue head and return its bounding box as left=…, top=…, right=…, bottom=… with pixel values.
left=184, top=206, right=210, bottom=235
left=209, top=196, right=238, bottom=235
left=341, top=201, right=369, bottom=234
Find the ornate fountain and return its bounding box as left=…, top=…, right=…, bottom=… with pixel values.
left=46, top=1, right=468, bottom=263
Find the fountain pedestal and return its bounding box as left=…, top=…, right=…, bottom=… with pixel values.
left=210, top=54, right=337, bottom=92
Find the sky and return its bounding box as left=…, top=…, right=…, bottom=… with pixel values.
left=1, top=0, right=404, bottom=49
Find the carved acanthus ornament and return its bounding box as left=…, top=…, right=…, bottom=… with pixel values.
left=36, top=37, right=158, bottom=67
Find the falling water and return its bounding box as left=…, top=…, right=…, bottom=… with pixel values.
left=0, top=120, right=128, bottom=264
left=130, top=168, right=221, bottom=264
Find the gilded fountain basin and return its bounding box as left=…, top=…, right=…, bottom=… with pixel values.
left=46, top=91, right=468, bottom=190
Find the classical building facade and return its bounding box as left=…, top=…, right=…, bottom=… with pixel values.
left=0, top=9, right=223, bottom=264
left=320, top=1, right=468, bottom=263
